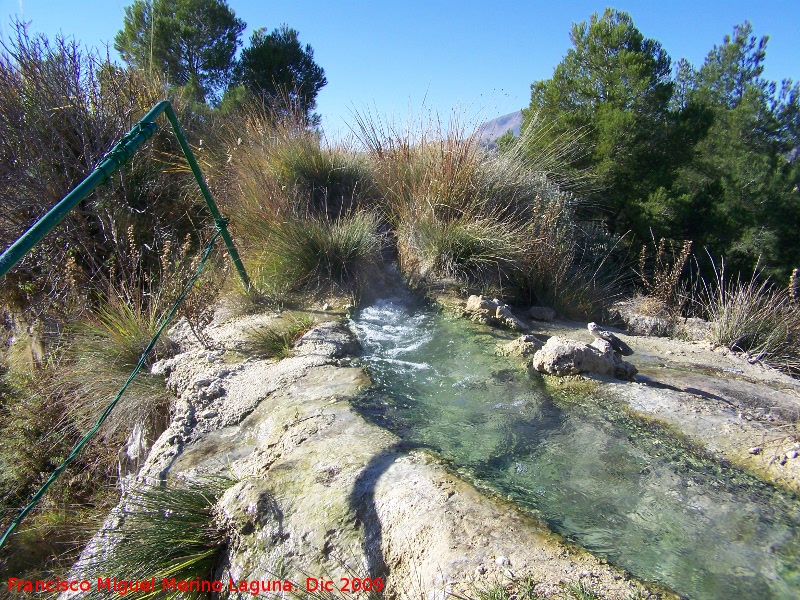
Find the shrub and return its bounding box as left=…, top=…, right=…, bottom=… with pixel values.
left=222, top=104, right=382, bottom=300
left=0, top=22, right=212, bottom=333
left=702, top=261, right=800, bottom=374
left=0, top=24, right=234, bottom=583
left=224, top=102, right=376, bottom=221
left=355, top=110, right=624, bottom=314
left=58, top=280, right=174, bottom=436
left=637, top=236, right=693, bottom=310
left=0, top=366, right=118, bottom=580
left=249, top=211, right=383, bottom=299
left=399, top=213, right=525, bottom=288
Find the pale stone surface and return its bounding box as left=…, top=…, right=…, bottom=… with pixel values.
left=68, top=318, right=654, bottom=600
left=465, top=295, right=528, bottom=331
left=497, top=334, right=543, bottom=357
left=588, top=322, right=634, bottom=356
left=465, top=294, right=497, bottom=313
left=531, top=336, right=638, bottom=380
left=612, top=300, right=672, bottom=337
left=496, top=304, right=527, bottom=331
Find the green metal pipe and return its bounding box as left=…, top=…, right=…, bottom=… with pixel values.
left=0, top=100, right=249, bottom=289
left=0, top=100, right=250, bottom=549
left=0, top=119, right=159, bottom=279
left=163, top=104, right=250, bottom=289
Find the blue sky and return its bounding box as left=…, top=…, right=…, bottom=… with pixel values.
left=2, top=1, right=798, bottom=139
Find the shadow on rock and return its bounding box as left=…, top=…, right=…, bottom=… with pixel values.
left=347, top=440, right=428, bottom=580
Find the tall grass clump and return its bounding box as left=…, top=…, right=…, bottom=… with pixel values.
left=449, top=576, right=543, bottom=600
left=354, top=110, right=623, bottom=315
left=246, top=314, right=315, bottom=358
left=406, top=214, right=524, bottom=284
left=354, top=112, right=532, bottom=293
left=702, top=260, right=800, bottom=374
left=223, top=102, right=382, bottom=300
left=256, top=211, right=383, bottom=293
left=80, top=476, right=234, bottom=598
left=59, top=282, right=175, bottom=439
left=0, top=365, right=118, bottom=579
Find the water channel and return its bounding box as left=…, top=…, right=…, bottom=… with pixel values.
left=349, top=296, right=800, bottom=600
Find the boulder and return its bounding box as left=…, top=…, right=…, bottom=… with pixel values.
left=497, top=334, right=543, bottom=357
left=466, top=295, right=498, bottom=313
left=529, top=306, right=556, bottom=321
left=465, top=295, right=500, bottom=325
left=464, top=295, right=527, bottom=331
left=588, top=322, right=634, bottom=356
left=673, top=317, right=713, bottom=341
left=495, top=304, right=526, bottom=331
left=530, top=336, right=637, bottom=380
left=611, top=300, right=671, bottom=337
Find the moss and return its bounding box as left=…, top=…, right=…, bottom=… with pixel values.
left=540, top=375, right=599, bottom=404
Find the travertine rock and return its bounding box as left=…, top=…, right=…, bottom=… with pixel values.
left=531, top=336, right=637, bottom=380
left=497, top=334, right=544, bottom=357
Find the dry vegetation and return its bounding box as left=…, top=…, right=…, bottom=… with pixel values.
left=352, top=111, right=626, bottom=315
left=1, top=24, right=798, bottom=584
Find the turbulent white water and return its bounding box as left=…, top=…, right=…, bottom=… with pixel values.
left=351, top=298, right=800, bottom=600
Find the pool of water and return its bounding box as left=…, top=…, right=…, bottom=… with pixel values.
left=350, top=297, right=800, bottom=600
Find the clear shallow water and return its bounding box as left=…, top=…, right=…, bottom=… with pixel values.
left=350, top=298, right=800, bottom=600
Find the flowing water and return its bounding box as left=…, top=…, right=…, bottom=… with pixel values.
left=350, top=297, right=800, bottom=600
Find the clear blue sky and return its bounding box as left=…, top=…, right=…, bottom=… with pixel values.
left=2, top=1, right=798, bottom=139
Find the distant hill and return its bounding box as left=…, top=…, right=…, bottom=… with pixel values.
left=476, top=110, right=522, bottom=148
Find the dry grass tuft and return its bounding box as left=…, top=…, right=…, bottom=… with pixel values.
left=353, top=110, right=625, bottom=315
left=223, top=104, right=383, bottom=302
left=702, top=260, right=800, bottom=374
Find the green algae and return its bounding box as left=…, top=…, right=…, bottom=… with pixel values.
left=351, top=299, right=800, bottom=600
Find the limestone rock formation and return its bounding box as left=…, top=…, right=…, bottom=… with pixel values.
left=497, top=334, right=543, bottom=357
left=464, top=295, right=527, bottom=331
left=65, top=315, right=648, bottom=600
left=611, top=299, right=672, bottom=337
left=529, top=306, right=556, bottom=321
left=495, top=303, right=526, bottom=330
left=531, top=336, right=637, bottom=380
left=588, top=322, right=634, bottom=356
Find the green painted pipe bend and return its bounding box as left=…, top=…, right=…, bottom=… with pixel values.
left=0, top=100, right=249, bottom=288
left=0, top=121, right=157, bottom=277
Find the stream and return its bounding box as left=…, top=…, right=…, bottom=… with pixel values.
left=349, top=297, right=800, bottom=600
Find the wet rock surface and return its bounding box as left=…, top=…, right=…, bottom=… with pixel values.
left=439, top=291, right=800, bottom=493
left=521, top=316, right=800, bottom=493
left=70, top=311, right=658, bottom=600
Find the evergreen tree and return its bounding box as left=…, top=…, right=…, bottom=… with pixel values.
left=232, top=25, right=327, bottom=122
left=666, top=22, right=800, bottom=278
left=115, top=0, right=245, bottom=103
left=521, top=8, right=710, bottom=237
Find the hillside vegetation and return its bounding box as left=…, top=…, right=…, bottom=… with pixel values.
left=0, top=4, right=798, bottom=585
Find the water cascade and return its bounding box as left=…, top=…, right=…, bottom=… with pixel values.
left=350, top=297, right=800, bottom=600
